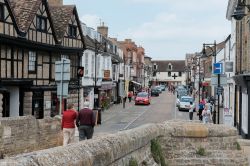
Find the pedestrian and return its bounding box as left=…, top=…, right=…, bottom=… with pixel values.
left=76, top=101, right=96, bottom=141
left=189, top=101, right=195, bottom=120
left=198, top=101, right=204, bottom=121
left=61, top=103, right=78, bottom=146
left=128, top=91, right=133, bottom=102
left=202, top=103, right=212, bottom=124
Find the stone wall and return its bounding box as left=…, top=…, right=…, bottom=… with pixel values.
left=0, top=120, right=248, bottom=166
left=0, top=116, right=62, bottom=157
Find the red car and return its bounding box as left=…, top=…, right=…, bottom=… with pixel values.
left=135, top=92, right=151, bottom=105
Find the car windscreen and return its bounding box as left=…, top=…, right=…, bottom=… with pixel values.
left=137, top=93, right=148, bottom=97
left=180, top=97, right=193, bottom=102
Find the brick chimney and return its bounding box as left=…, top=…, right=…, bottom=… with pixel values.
left=97, top=22, right=108, bottom=38
left=48, top=0, right=63, bottom=5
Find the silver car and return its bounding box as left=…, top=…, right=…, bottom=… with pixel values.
left=176, top=96, right=195, bottom=111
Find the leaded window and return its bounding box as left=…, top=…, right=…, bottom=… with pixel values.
left=68, top=25, right=77, bottom=38
left=0, top=4, right=4, bottom=21
left=28, top=51, right=36, bottom=72
left=36, top=16, right=47, bottom=32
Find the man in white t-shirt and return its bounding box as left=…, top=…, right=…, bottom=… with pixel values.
left=189, top=102, right=195, bottom=120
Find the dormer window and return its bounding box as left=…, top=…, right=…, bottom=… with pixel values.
left=0, top=4, right=4, bottom=21
left=168, top=63, right=172, bottom=71
left=68, top=25, right=77, bottom=38
left=36, top=16, right=47, bottom=32
left=153, top=64, right=158, bottom=70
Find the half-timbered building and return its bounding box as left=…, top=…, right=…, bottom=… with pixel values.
left=0, top=0, right=85, bottom=118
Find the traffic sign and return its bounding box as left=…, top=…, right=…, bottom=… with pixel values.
left=213, top=63, right=223, bottom=74
left=211, top=74, right=227, bottom=86
left=216, top=86, right=224, bottom=95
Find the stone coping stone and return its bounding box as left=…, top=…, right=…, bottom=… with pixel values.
left=164, top=120, right=237, bottom=137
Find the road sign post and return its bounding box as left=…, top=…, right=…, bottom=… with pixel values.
left=213, top=63, right=223, bottom=124
left=55, top=58, right=70, bottom=115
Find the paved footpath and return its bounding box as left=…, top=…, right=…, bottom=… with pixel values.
left=74, top=100, right=137, bottom=142
left=73, top=93, right=250, bottom=165
left=238, top=139, right=250, bottom=165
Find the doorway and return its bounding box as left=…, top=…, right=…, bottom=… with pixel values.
left=2, top=92, right=10, bottom=117
left=32, top=91, right=44, bottom=119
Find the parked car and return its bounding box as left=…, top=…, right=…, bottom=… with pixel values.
left=176, top=96, right=195, bottom=111
left=154, top=86, right=162, bottom=93
left=160, top=85, right=166, bottom=91
left=151, top=88, right=160, bottom=96
left=135, top=92, right=151, bottom=105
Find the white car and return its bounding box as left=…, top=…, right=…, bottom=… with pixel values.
left=177, top=96, right=195, bottom=111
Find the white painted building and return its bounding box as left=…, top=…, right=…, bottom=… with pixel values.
left=81, top=24, right=107, bottom=109
left=151, top=60, right=186, bottom=86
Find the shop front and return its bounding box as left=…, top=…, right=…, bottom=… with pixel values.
left=99, top=83, right=113, bottom=110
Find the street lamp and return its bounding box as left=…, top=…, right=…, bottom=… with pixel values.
left=231, top=0, right=250, bottom=20
left=192, top=55, right=202, bottom=104
left=201, top=41, right=218, bottom=124
left=94, top=39, right=108, bottom=109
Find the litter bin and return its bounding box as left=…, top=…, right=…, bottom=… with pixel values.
left=93, top=108, right=102, bottom=125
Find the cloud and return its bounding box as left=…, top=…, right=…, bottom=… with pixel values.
left=129, top=0, right=167, bottom=3
left=80, top=14, right=101, bottom=29
left=118, top=9, right=230, bottom=59
left=121, top=12, right=221, bottom=40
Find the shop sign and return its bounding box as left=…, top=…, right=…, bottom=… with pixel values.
left=104, top=70, right=110, bottom=79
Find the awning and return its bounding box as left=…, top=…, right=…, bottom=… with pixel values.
left=99, top=83, right=113, bottom=90
left=131, top=81, right=141, bottom=86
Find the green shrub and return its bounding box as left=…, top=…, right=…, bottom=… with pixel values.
left=129, top=157, right=138, bottom=166
left=236, top=142, right=241, bottom=150
left=142, top=160, right=147, bottom=166
left=151, top=139, right=167, bottom=166
left=196, top=146, right=206, bottom=156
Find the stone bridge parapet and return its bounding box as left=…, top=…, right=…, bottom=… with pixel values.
left=0, top=120, right=248, bottom=166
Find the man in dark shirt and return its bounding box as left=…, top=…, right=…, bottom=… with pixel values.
left=76, top=101, right=96, bottom=140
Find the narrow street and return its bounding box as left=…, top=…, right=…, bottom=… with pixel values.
left=93, top=91, right=198, bottom=137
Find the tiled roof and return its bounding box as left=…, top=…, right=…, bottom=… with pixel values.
left=84, top=35, right=95, bottom=50
left=151, top=60, right=185, bottom=72
left=9, top=0, right=41, bottom=33
left=49, top=5, right=75, bottom=42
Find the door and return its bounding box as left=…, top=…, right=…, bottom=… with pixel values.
left=32, top=91, right=44, bottom=119
left=2, top=92, right=10, bottom=117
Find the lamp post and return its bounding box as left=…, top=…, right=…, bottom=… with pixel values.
left=94, top=39, right=108, bottom=109
left=202, top=41, right=218, bottom=124
left=192, top=55, right=201, bottom=103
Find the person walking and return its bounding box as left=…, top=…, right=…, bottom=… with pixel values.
left=202, top=103, right=212, bottom=124
left=76, top=101, right=96, bottom=141
left=189, top=101, right=195, bottom=120
left=128, top=91, right=133, bottom=102
left=198, top=101, right=204, bottom=121
left=61, top=103, right=78, bottom=146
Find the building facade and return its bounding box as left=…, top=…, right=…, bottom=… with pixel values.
left=151, top=60, right=186, bottom=87
left=0, top=0, right=85, bottom=118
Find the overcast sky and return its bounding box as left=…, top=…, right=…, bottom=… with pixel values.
left=64, top=0, right=230, bottom=60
